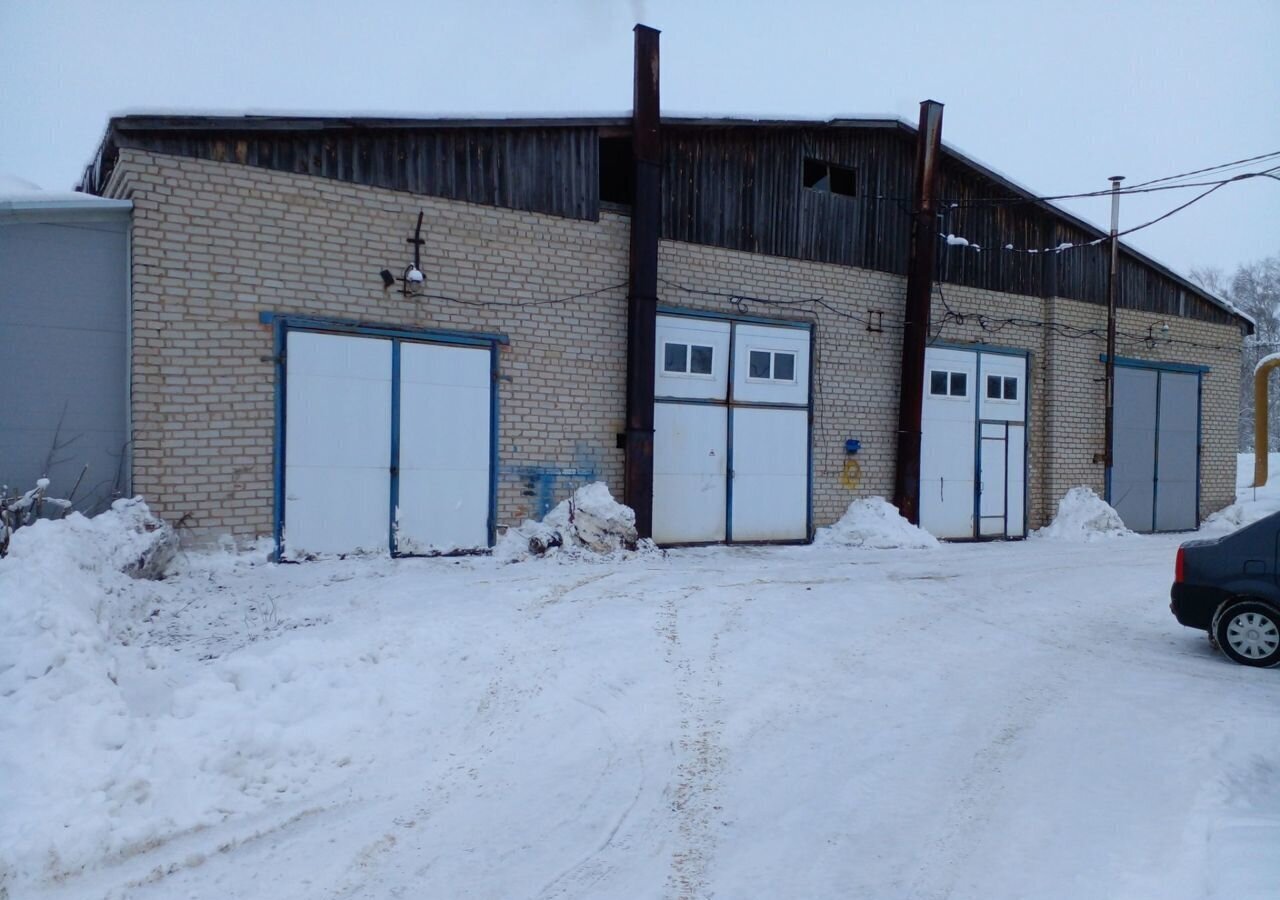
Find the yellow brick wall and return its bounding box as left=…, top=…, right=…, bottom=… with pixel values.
left=105, top=149, right=1243, bottom=542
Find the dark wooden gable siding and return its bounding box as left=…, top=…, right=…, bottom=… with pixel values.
left=102, top=124, right=601, bottom=221
left=657, top=124, right=1241, bottom=329
left=659, top=126, right=915, bottom=275
left=80, top=116, right=1244, bottom=330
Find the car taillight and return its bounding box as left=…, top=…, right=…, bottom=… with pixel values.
left=1175, top=547, right=1185, bottom=583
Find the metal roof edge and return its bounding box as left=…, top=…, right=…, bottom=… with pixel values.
left=0, top=197, right=132, bottom=215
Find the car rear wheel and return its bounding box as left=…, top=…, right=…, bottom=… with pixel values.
left=1212, top=600, right=1280, bottom=668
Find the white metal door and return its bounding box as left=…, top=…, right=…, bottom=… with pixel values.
left=921, top=348, right=1027, bottom=540
left=730, top=407, right=809, bottom=541
left=920, top=348, right=978, bottom=539
left=979, top=423, right=1008, bottom=537
left=652, top=314, right=811, bottom=545
left=396, top=342, right=492, bottom=554
left=284, top=331, right=392, bottom=559
left=976, top=353, right=1028, bottom=539
left=653, top=403, right=728, bottom=544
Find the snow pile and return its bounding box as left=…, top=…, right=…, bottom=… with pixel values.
left=1204, top=452, right=1280, bottom=533
left=1034, top=487, right=1132, bottom=541
left=496, top=482, right=659, bottom=561
left=815, top=497, right=938, bottom=549
left=0, top=500, right=177, bottom=885
left=0, top=502, right=386, bottom=893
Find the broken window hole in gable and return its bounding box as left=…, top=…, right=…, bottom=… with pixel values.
left=599, top=136, right=634, bottom=205
left=803, top=158, right=857, bottom=198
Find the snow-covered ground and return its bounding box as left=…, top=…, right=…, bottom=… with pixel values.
left=4, top=478, right=1280, bottom=899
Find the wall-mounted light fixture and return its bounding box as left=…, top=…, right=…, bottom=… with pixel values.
left=378, top=211, right=428, bottom=296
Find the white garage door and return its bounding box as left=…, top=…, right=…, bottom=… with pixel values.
left=920, top=346, right=1028, bottom=540
left=652, top=313, right=811, bottom=545
left=284, top=332, right=393, bottom=558
left=396, top=342, right=493, bottom=554
left=282, top=329, right=493, bottom=559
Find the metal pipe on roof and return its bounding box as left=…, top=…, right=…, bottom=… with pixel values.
left=623, top=24, right=661, bottom=539
left=893, top=100, right=944, bottom=526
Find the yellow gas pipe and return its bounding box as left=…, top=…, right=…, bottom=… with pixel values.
left=1254, top=357, right=1280, bottom=487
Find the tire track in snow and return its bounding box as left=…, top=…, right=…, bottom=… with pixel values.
left=318, top=569, right=620, bottom=898
left=658, top=589, right=738, bottom=900
left=893, top=576, right=1069, bottom=900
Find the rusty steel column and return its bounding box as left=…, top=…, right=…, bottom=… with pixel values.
left=892, top=100, right=944, bottom=525
left=624, top=24, right=661, bottom=538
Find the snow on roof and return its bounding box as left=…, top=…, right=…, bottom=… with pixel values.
left=0, top=173, right=131, bottom=213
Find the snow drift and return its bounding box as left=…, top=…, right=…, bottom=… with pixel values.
left=0, top=500, right=359, bottom=892
left=496, top=482, right=659, bottom=561
left=1034, top=487, right=1132, bottom=541
left=815, top=497, right=938, bottom=549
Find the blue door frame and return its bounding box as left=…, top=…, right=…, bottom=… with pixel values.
left=1102, top=354, right=1207, bottom=532
left=656, top=305, right=815, bottom=544
left=262, top=311, right=507, bottom=560
left=929, top=341, right=1031, bottom=540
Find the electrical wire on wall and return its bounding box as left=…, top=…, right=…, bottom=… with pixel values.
left=409, top=281, right=630, bottom=310
left=657, top=276, right=909, bottom=476
left=931, top=281, right=1241, bottom=354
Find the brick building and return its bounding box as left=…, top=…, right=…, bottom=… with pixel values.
left=75, top=32, right=1249, bottom=557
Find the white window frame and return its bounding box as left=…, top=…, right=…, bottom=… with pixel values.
left=930, top=369, right=969, bottom=398
left=662, top=340, right=716, bottom=379
left=985, top=373, right=1019, bottom=403
left=745, top=348, right=799, bottom=384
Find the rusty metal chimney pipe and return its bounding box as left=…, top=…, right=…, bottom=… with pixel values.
left=892, top=100, right=945, bottom=526
left=623, top=24, right=661, bottom=538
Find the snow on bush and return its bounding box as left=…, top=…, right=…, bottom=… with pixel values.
left=496, top=482, right=659, bottom=561
left=814, top=497, right=938, bottom=549
left=1033, top=487, right=1132, bottom=541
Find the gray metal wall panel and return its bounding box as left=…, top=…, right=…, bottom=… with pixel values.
left=1111, top=367, right=1158, bottom=532
left=0, top=218, right=129, bottom=513
left=1155, top=371, right=1199, bottom=531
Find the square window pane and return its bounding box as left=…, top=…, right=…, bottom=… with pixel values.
left=987, top=374, right=1001, bottom=399
left=773, top=352, right=796, bottom=381
left=749, top=350, right=772, bottom=379
left=664, top=342, right=687, bottom=373
left=950, top=372, right=967, bottom=397
left=930, top=370, right=949, bottom=395
left=1004, top=377, right=1018, bottom=400
left=690, top=345, right=713, bottom=375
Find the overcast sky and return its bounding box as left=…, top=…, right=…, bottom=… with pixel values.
left=2, top=0, right=1276, bottom=278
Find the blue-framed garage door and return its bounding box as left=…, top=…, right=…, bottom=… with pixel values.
left=1110, top=361, right=1201, bottom=533
left=275, top=320, right=499, bottom=559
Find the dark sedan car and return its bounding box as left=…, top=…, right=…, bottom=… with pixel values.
left=1172, top=510, right=1280, bottom=668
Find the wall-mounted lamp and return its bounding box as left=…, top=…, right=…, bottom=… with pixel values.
left=378, top=211, right=428, bottom=296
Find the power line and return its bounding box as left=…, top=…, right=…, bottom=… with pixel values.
left=929, top=150, right=1280, bottom=209
left=938, top=167, right=1280, bottom=256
